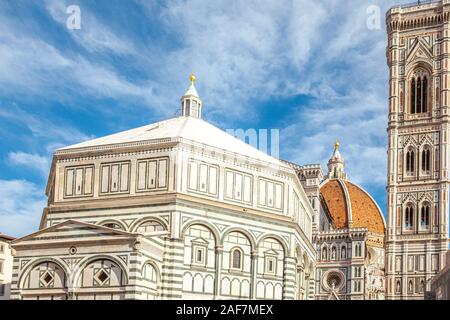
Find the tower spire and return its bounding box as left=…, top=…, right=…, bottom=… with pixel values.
left=181, top=72, right=202, bottom=118
left=334, top=139, right=340, bottom=151
left=189, top=71, right=196, bottom=84
left=327, top=139, right=346, bottom=179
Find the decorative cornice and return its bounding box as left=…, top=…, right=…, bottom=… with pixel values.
left=387, top=1, right=450, bottom=33
left=54, top=138, right=294, bottom=180
left=313, top=227, right=368, bottom=242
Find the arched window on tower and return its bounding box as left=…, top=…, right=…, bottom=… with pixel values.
left=405, top=204, right=414, bottom=229
left=434, top=204, right=439, bottom=226
left=421, top=147, right=431, bottom=174
left=406, top=148, right=415, bottom=175
left=410, top=78, right=416, bottom=114
left=417, top=76, right=422, bottom=113
left=422, top=76, right=428, bottom=113
left=409, top=69, right=429, bottom=114
left=420, top=203, right=430, bottom=228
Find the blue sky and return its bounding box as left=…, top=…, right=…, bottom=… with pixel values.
left=0, top=0, right=406, bottom=237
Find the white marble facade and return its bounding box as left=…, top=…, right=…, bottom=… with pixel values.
left=385, top=1, right=450, bottom=300
left=10, top=77, right=316, bottom=300
left=13, top=1, right=450, bottom=301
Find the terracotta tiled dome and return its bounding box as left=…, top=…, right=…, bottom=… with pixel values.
left=320, top=179, right=385, bottom=234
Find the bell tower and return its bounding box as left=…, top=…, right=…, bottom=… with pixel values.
left=385, top=1, right=450, bottom=300
left=181, top=72, right=202, bottom=119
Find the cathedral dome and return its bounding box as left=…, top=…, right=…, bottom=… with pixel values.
left=319, top=141, right=385, bottom=234
left=319, top=178, right=385, bottom=234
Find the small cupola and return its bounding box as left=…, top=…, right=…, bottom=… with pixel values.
left=181, top=72, right=202, bottom=119
left=327, top=139, right=347, bottom=180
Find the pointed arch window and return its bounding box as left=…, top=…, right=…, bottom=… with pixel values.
left=417, top=77, right=422, bottom=113
left=421, top=147, right=431, bottom=174
left=434, top=205, right=439, bottom=226
left=405, top=205, right=414, bottom=229
left=410, top=78, right=416, bottom=114
left=422, top=76, right=428, bottom=113
left=420, top=203, right=430, bottom=228
left=409, top=69, right=429, bottom=114
left=406, top=148, right=415, bottom=175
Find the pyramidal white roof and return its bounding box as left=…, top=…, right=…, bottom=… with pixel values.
left=58, top=116, right=288, bottom=168
left=183, top=83, right=199, bottom=97
left=330, top=148, right=343, bottom=161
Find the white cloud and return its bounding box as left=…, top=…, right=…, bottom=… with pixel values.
left=0, top=9, right=158, bottom=111
left=7, top=152, right=51, bottom=177
left=152, top=0, right=323, bottom=120
left=281, top=88, right=387, bottom=188
left=0, top=105, right=91, bottom=180
left=44, top=0, right=136, bottom=55
left=0, top=179, right=46, bottom=237
left=145, top=0, right=392, bottom=190
left=0, top=0, right=403, bottom=211
left=0, top=105, right=92, bottom=147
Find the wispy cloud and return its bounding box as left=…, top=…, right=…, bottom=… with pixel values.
left=0, top=104, right=92, bottom=149
left=0, top=0, right=402, bottom=238
left=0, top=3, right=158, bottom=111
left=7, top=152, right=51, bottom=177
left=147, top=0, right=391, bottom=189
left=44, top=0, right=136, bottom=55
left=0, top=179, right=46, bottom=237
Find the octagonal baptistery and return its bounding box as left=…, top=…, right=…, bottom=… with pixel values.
left=10, top=75, right=316, bottom=301
left=313, top=142, right=386, bottom=300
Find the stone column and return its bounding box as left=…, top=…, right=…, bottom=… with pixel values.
left=124, top=250, right=141, bottom=300
left=249, top=251, right=258, bottom=299
left=298, top=266, right=305, bottom=300
left=160, top=238, right=184, bottom=299
left=214, top=246, right=223, bottom=299
left=283, top=256, right=296, bottom=300
left=309, top=267, right=316, bottom=300
left=304, top=273, right=310, bottom=300
left=9, top=253, right=20, bottom=300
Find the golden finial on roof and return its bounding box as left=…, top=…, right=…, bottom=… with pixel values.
left=334, top=139, right=340, bottom=150
left=189, top=71, right=196, bottom=84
